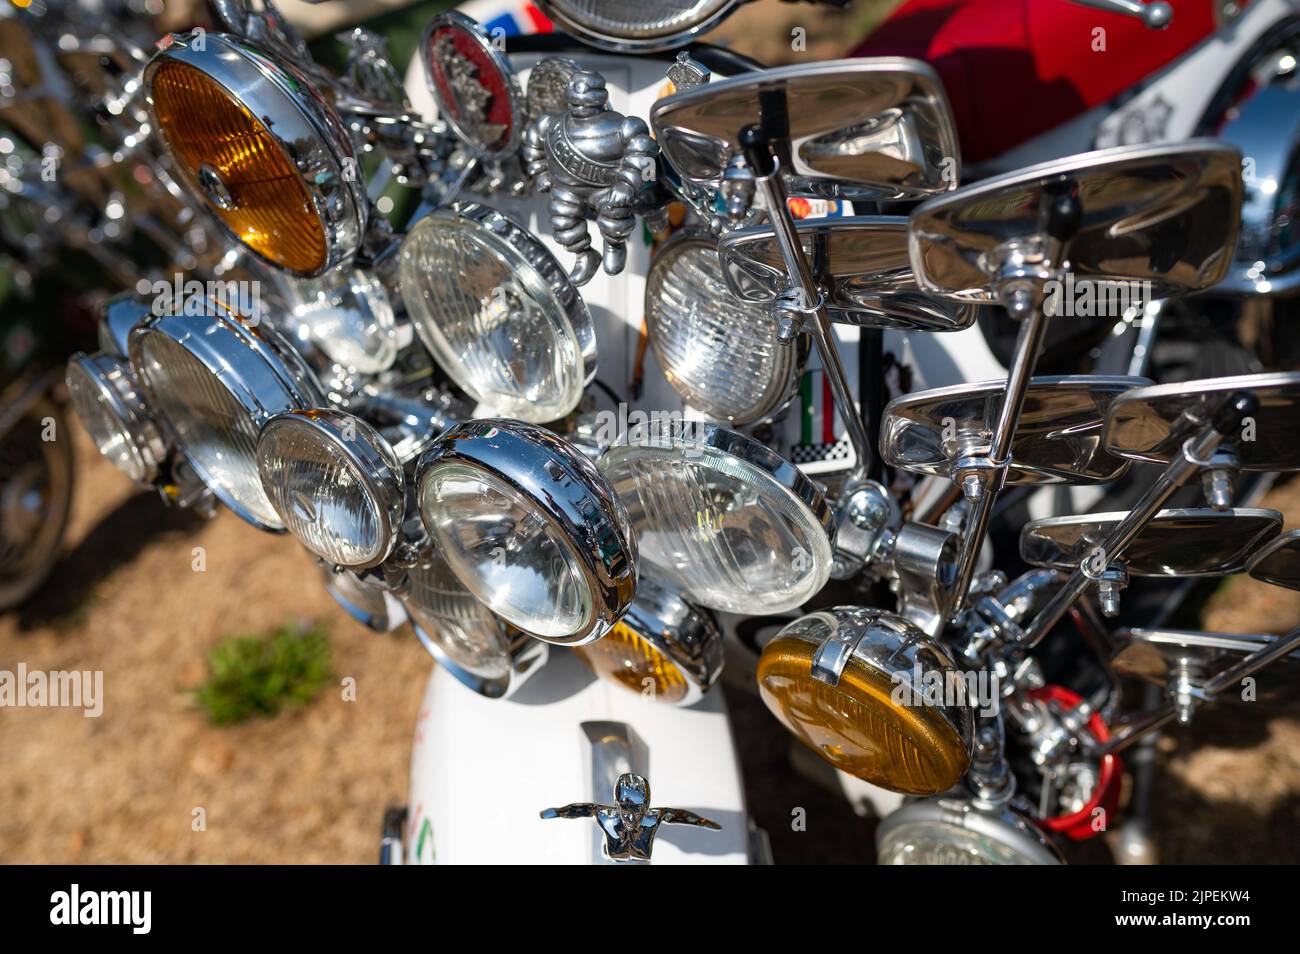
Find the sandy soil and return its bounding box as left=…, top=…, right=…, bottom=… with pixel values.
left=0, top=426, right=431, bottom=863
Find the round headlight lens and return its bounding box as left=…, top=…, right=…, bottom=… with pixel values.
left=878, top=820, right=1032, bottom=865
left=150, top=58, right=326, bottom=275
left=535, top=0, right=737, bottom=51
left=288, top=270, right=398, bottom=374
left=416, top=420, right=637, bottom=645
left=399, top=205, right=594, bottom=423
left=599, top=420, right=832, bottom=614
left=66, top=352, right=164, bottom=483
left=647, top=234, right=802, bottom=426
left=577, top=622, right=690, bottom=703
left=756, top=608, right=973, bottom=795
left=257, top=410, right=404, bottom=568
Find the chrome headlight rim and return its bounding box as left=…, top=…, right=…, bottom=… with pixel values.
left=99, top=294, right=152, bottom=357
left=65, top=351, right=167, bottom=483
left=603, top=571, right=723, bottom=707
left=257, top=408, right=406, bottom=570
left=420, top=11, right=526, bottom=160
left=875, top=797, right=1063, bottom=865
left=533, top=0, right=742, bottom=53
left=646, top=229, right=806, bottom=427
left=142, top=31, right=366, bottom=278
left=399, top=202, right=596, bottom=422
left=416, top=419, right=638, bottom=646
left=128, top=309, right=326, bottom=532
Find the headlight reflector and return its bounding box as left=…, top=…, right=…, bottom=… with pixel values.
left=416, top=419, right=636, bottom=645
left=257, top=409, right=404, bottom=568
left=399, top=204, right=595, bottom=423
left=647, top=232, right=803, bottom=425
left=599, top=420, right=833, bottom=614
left=66, top=352, right=166, bottom=483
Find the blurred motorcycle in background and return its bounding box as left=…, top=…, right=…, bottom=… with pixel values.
left=11, top=0, right=1300, bottom=864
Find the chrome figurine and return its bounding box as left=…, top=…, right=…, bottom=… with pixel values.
left=522, top=67, right=665, bottom=285
left=540, top=773, right=721, bottom=862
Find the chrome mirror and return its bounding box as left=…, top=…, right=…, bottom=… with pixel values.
left=650, top=59, right=960, bottom=201
left=881, top=375, right=1149, bottom=487
left=1112, top=628, right=1300, bottom=707
left=718, top=215, right=978, bottom=332
left=909, top=141, right=1243, bottom=303
left=1248, top=528, right=1300, bottom=592
left=1021, top=507, right=1282, bottom=578
left=1105, top=372, right=1300, bottom=471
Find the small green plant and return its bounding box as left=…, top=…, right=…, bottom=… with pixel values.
left=194, top=622, right=333, bottom=726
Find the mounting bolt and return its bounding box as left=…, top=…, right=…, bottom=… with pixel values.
left=960, top=473, right=983, bottom=501
left=1201, top=468, right=1234, bottom=511
left=1097, top=580, right=1122, bottom=617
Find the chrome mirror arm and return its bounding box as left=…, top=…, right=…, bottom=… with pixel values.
left=1066, top=0, right=1174, bottom=29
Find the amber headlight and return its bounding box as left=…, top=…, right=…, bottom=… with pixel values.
left=756, top=607, right=974, bottom=795
left=576, top=573, right=722, bottom=706
left=144, top=33, right=364, bottom=277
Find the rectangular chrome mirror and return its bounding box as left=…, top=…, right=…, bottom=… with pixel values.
left=649, top=59, right=960, bottom=201
left=718, top=215, right=977, bottom=331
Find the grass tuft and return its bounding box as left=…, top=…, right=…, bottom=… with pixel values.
left=194, top=622, right=333, bottom=726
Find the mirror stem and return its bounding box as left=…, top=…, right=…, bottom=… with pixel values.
left=739, top=125, right=874, bottom=482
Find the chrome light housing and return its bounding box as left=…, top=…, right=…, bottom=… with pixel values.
left=416, top=419, right=637, bottom=646
left=65, top=352, right=167, bottom=483
left=143, top=32, right=365, bottom=277
left=257, top=409, right=405, bottom=569
left=757, top=607, right=974, bottom=795
left=129, top=307, right=325, bottom=531
left=399, top=204, right=596, bottom=423
left=404, top=549, right=548, bottom=699
left=599, top=419, right=833, bottom=615
left=576, top=572, right=723, bottom=706
left=534, top=0, right=742, bottom=53
left=876, top=798, right=1063, bottom=865
left=323, top=567, right=407, bottom=633
left=646, top=231, right=804, bottom=426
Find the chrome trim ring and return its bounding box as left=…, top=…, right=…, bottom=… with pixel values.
left=65, top=351, right=167, bottom=484
left=257, top=409, right=406, bottom=569
left=416, top=419, right=638, bottom=646
left=128, top=309, right=326, bottom=531
left=534, top=0, right=742, bottom=53
left=142, top=31, right=366, bottom=277
left=420, top=11, right=526, bottom=160
left=99, top=295, right=152, bottom=357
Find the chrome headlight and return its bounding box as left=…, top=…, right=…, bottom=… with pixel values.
left=322, top=567, right=407, bottom=633
left=757, top=607, right=973, bottom=795
left=534, top=0, right=740, bottom=52
left=257, top=410, right=405, bottom=568
left=143, top=32, right=364, bottom=276
left=599, top=419, right=833, bottom=614
left=575, top=572, right=722, bottom=706
left=404, top=550, right=548, bottom=699
left=286, top=269, right=399, bottom=375
left=399, top=204, right=595, bottom=423
left=65, top=352, right=166, bottom=483
left=876, top=799, right=1063, bottom=865
left=646, top=232, right=804, bottom=426
left=416, top=419, right=636, bottom=645
left=129, top=308, right=324, bottom=531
